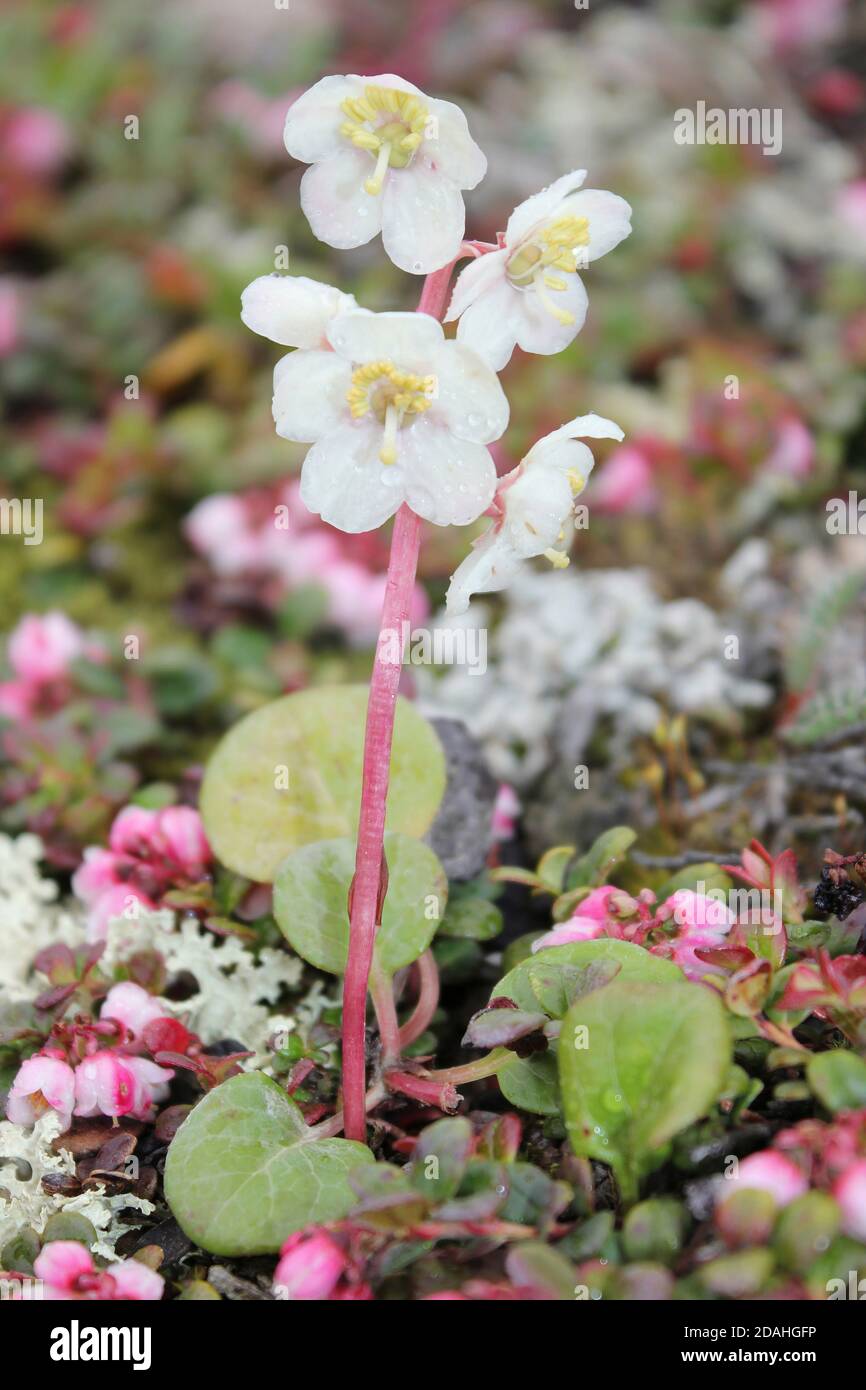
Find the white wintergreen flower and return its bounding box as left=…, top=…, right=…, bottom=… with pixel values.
left=283, top=74, right=487, bottom=274
left=267, top=309, right=507, bottom=534
left=445, top=170, right=632, bottom=370
left=445, top=413, right=623, bottom=613
left=240, top=273, right=361, bottom=348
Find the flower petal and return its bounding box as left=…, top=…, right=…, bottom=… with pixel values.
left=300, top=420, right=404, bottom=533
left=108, top=1261, right=165, bottom=1301
left=502, top=466, right=574, bottom=556
left=283, top=74, right=361, bottom=163
left=559, top=188, right=633, bottom=262
left=427, top=340, right=509, bottom=442
left=399, top=417, right=496, bottom=526
left=444, top=248, right=508, bottom=322
left=241, top=275, right=358, bottom=349
left=272, top=350, right=352, bottom=442
left=505, top=168, right=587, bottom=245
left=327, top=309, right=443, bottom=367
left=427, top=97, right=487, bottom=189
left=446, top=529, right=521, bottom=613
left=453, top=274, right=525, bottom=371
left=381, top=162, right=466, bottom=274
left=514, top=272, right=589, bottom=358
left=299, top=146, right=383, bottom=250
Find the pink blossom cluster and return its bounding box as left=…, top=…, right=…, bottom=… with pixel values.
left=73, top=803, right=211, bottom=940
left=273, top=1230, right=372, bottom=1301
left=531, top=885, right=735, bottom=980
left=6, top=982, right=175, bottom=1130
left=0, top=612, right=102, bottom=721
left=715, top=1110, right=866, bottom=1243
left=13, top=1241, right=163, bottom=1302
left=185, top=481, right=428, bottom=645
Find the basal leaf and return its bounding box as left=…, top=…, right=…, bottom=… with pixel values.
left=273, top=832, right=447, bottom=975
left=200, top=686, right=446, bottom=881
left=558, top=978, right=731, bottom=1203
left=163, top=1072, right=373, bottom=1255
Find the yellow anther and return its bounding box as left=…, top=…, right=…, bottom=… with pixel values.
left=506, top=214, right=590, bottom=293
left=340, top=84, right=430, bottom=182
left=347, top=359, right=435, bottom=465
left=567, top=468, right=585, bottom=495
left=543, top=548, right=570, bottom=569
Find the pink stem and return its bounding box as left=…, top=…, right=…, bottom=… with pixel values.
left=424, top=1049, right=511, bottom=1085
left=370, top=959, right=402, bottom=1065
left=398, top=950, right=440, bottom=1050
left=342, top=503, right=422, bottom=1141
left=384, top=1069, right=460, bottom=1112
left=341, top=248, right=498, bottom=1141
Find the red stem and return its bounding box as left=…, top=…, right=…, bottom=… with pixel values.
left=384, top=1069, right=460, bottom=1112
left=341, top=252, right=488, bottom=1141
left=398, top=950, right=440, bottom=1050
left=341, top=504, right=422, bottom=1140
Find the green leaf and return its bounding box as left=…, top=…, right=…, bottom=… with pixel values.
left=273, top=832, right=446, bottom=975
left=494, top=941, right=683, bottom=1117
left=437, top=897, right=503, bottom=942
left=498, top=1052, right=561, bottom=1116
left=163, top=1073, right=374, bottom=1255
left=807, top=1050, right=866, bottom=1113
left=200, top=686, right=446, bottom=881
left=505, top=1242, right=576, bottom=1299
left=493, top=939, right=682, bottom=1014
left=409, top=1118, right=473, bottom=1202
left=566, top=826, right=636, bottom=890
left=526, top=958, right=621, bottom=1019
left=558, top=978, right=731, bottom=1203
left=143, top=647, right=220, bottom=717
left=655, top=863, right=732, bottom=901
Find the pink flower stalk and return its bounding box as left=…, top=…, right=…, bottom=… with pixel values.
left=74, top=1051, right=173, bottom=1122
left=32, top=1241, right=164, bottom=1301
left=833, top=1160, right=866, bottom=1240
left=590, top=443, right=659, bottom=515
left=6, top=1054, right=76, bottom=1128
left=100, top=981, right=174, bottom=1046
left=722, top=1150, right=809, bottom=1207
left=340, top=261, right=459, bottom=1142
left=273, top=1231, right=348, bottom=1300
left=73, top=803, right=212, bottom=940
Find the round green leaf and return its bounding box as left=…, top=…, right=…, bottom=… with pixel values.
left=164, top=1072, right=373, bottom=1255
left=273, top=833, right=447, bottom=976
left=498, top=1052, right=561, bottom=1116
left=200, top=686, right=446, bottom=882
left=493, top=939, right=683, bottom=1014
left=808, top=1050, right=866, bottom=1114
left=558, top=978, right=731, bottom=1203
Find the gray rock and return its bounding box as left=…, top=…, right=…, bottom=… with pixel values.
left=425, top=718, right=497, bottom=882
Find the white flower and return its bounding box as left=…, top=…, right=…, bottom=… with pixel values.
left=283, top=74, right=487, bottom=274
left=240, top=273, right=361, bottom=348
left=269, top=310, right=507, bottom=533
left=445, top=170, right=632, bottom=370
left=445, top=413, right=623, bottom=613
